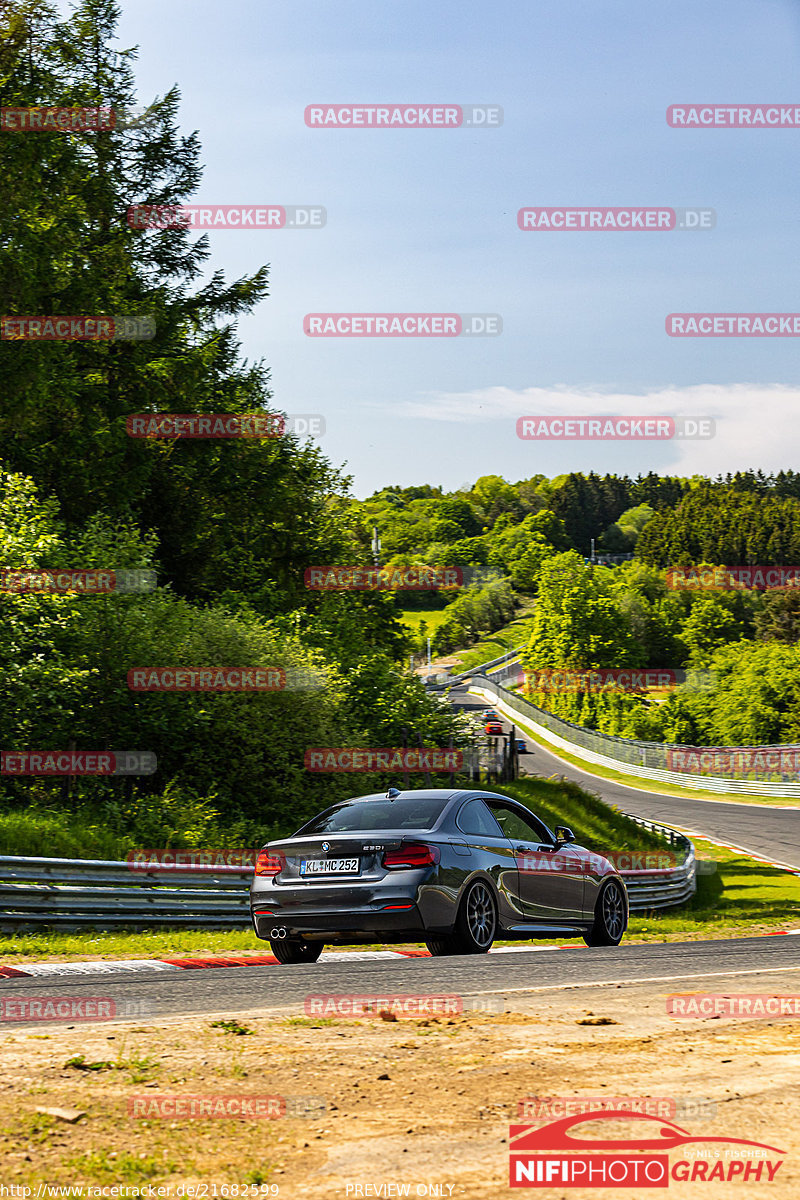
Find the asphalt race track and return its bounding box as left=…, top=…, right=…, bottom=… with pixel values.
left=451, top=683, right=800, bottom=870
left=2, top=936, right=800, bottom=1023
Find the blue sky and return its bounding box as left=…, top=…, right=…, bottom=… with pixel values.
left=104, top=0, right=800, bottom=495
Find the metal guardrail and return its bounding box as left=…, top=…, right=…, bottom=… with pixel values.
left=0, top=827, right=695, bottom=930
left=470, top=673, right=800, bottom=797
left=0, top=855, right=252, bottom=932
left=448, top=647, right=523, bottom=686
left=617, top=815, right=696, bottom=911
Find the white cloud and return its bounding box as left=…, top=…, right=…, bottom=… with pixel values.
left=392, top=382, right=800, bottom=475
left=398, top=382, right=797, bottom=424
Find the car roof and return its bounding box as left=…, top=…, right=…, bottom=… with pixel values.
left=340, top=789, right=529, bottom=807
left=344, top=789, right=470, bottom=803
left=288, top=789, right=556, bottom=841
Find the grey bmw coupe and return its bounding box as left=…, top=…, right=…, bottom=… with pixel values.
left=250, top=788, right=628, bottom=963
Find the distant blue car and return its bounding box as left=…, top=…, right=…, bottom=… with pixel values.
left=516, top=739, right=528, bottom=753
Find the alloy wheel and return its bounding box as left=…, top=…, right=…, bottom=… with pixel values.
left=465, top=880, right=496, bottom=949
left=602, top=881, right=625, bottom=940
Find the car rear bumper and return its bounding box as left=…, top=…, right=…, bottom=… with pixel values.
left=250, top=872, right=440, bottom=941
left=251, top=902, right=425, bottom=941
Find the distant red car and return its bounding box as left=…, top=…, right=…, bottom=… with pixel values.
left=485, top=721, right=503, bottom=735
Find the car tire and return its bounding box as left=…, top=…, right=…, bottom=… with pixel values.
left=424, top=936, right=460, bottom=957
left=453, top=878, right=497, bottom=953
left=583, top=880, right=627, bottom=946
left=269, top=938, right=324, bottom=964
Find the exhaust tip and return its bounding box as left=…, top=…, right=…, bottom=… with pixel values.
left=270, top=927, right=288, bottom=939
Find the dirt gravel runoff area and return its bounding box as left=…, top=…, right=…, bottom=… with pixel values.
left=0, top=974, right=798, bottom=1198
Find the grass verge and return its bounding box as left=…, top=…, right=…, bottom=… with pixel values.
left=0, top=809, right=132, bottom=859
left=447, top=606, right=535, bottom=673
left=619, top=835, right=800, bottom=939
left=397, top=606, right=453, bottom=637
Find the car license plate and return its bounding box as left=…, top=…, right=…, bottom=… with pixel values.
left=300, top=857, right=360, bottom=876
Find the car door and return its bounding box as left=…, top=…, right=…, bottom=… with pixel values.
left=454, top=797, right=522, bottom=925
left=485, top=800, right=586, bottom=924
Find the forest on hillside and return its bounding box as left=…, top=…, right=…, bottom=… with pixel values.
left=0, top=1, right=468, bottom=847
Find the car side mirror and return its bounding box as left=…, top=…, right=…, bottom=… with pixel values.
left=554, top=825, right=575, bottom=845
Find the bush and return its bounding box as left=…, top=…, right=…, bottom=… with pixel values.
left=433, top=578, right=517, bottom=655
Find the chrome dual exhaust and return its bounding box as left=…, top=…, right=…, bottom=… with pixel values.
left=270, top=926, right=288, bottom=939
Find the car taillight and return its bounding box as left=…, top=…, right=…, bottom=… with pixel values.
left=382, top=843, right=440, bottom=869
left=254, top=850, right=284, bottom=876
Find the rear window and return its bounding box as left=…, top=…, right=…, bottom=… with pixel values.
left=297, top=797, right=449, bottom=833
